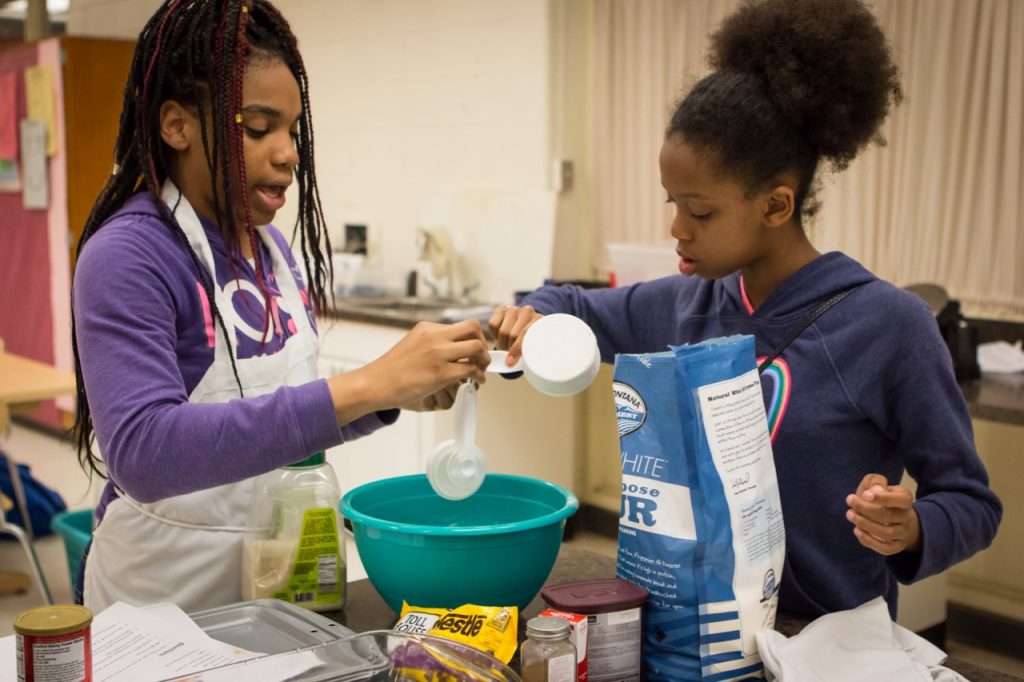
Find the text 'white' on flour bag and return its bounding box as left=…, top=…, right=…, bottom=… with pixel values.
left=613, top=335, right=786, bottom=681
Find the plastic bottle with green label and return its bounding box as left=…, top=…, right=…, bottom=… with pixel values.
left=241, top=451, right=346, bottom=611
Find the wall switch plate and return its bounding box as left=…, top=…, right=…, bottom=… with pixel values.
left=552, top=158, right=574, bottom=192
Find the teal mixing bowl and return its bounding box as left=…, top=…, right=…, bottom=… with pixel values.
left=341, top=474, right=578, bottom=613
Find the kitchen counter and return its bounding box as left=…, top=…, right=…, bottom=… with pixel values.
left=961, top=373, right=1024, bottom=425
left=321, top=545, right=1022, bottom=681
left=325, top=302, right=1024, bottom=428
left=325, top=297, right=496, bottom=329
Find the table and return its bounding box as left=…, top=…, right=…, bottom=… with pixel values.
left=322, top=545, right=1023, bottom=681
left=0, top=343, right=77, bottom=603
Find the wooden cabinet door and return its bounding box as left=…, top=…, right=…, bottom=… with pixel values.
left=62, top=36, right=135, bottom=270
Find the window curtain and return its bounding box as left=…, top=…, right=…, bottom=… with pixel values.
left=591, top=0, right=1024, bottom=317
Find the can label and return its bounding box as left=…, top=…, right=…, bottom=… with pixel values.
left=17, top=626, right=92, bottom=682
left=586, top=608, right=641, bottom=682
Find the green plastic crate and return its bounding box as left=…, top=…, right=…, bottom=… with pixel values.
left=51, top=509, right=93, bottom=589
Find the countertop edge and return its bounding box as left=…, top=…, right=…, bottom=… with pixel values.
left=321, top=309, right=1024, bottom=427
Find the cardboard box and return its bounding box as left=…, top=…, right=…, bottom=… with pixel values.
left=539, top=608, right=588, bottom=682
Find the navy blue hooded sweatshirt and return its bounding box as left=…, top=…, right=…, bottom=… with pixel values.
left=523, top=251, right=1001, bottom=619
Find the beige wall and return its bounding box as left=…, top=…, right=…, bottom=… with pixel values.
left=68, top=0, right=563, bottom=300
left=66, top=0, right=161, bottom=37
left=548, top=0, right=595, bottom=281
left=282, top=1, right=552, bottom=293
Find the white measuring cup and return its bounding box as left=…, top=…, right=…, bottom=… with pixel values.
left=520, top=313, right=600, bottom=397
left=485, top=316, right=599, bottom=395
left=426, top=382, right=486, bottom=500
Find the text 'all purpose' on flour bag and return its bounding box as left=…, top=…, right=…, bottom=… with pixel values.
left=613, top=335, right=785, bottom=681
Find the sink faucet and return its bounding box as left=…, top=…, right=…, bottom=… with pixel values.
left=416, top=226, right=454, bottom=298
left=461, top=280, right=481, bottom=301
left=420, top=277, right=442, bottom=298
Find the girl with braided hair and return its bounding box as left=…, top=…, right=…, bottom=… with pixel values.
left=491, top=0, right=1000, bottom=675
left=71, top=0, right=489, bottom=612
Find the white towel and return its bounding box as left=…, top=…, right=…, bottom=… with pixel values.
left=977, top=340, right=1024, bottom=374
left=756, top=597, right=967, bottom=682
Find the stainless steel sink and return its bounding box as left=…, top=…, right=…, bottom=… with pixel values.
left=332, top=295, right=497, bottom=323
left=343, top=296, right=470, bottom=310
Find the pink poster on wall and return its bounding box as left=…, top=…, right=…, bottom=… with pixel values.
left=0, top=40, right=70, bottom=430
left=0, top=70, right=16, bottom=160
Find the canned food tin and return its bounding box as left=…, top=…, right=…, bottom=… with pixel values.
left=541, top=579, right=648, bottom=682
left=14, top=604, right=93, bottom=682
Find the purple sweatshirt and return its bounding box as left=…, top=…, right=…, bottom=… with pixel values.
left=73, top=192, right=397, bottom=521
left=523, top=252, right=1001, bottom=619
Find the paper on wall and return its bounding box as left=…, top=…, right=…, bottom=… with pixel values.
left=24, top=65, right=56, bottom=156
left=19, top=118, right=47, bottom=209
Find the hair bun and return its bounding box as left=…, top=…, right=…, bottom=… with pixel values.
left=709, top=0, right=901, bottom=169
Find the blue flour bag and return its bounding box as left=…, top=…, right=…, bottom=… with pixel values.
left=613, top=335, right=785, bottom=681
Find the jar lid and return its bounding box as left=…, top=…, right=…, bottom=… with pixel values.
left=541, top=578, right=649, bottom=614
left=14, top=605, right=92, bottom=636
left=526, top=615, right=571, bottom=640
left=287, top=451, right=326, bottom=468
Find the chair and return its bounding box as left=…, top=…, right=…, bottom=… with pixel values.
left=0, top=338, right=54, bottom=603
left=0, top=490, right=51, bottom=601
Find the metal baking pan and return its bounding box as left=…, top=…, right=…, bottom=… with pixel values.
left=189, top=598, right=356, bottom=655
left=163, top=630, right=520, bottom=682
left=162, top=640, right=385, bottom=681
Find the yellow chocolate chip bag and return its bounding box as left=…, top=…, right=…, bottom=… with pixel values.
left=395, top=602, right=449, bottom=635
left=396, top=603, right=518, bottom=664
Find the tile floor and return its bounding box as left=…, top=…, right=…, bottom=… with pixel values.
left=2, top=422, right=1023, bottom=678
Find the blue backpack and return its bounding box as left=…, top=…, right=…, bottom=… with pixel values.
left=1, top=451, right=68, bottom=538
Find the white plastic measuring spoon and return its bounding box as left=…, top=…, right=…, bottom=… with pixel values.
left=486, top=350, right=523, bottom=374
left=426, top=382, right=486, bottom=500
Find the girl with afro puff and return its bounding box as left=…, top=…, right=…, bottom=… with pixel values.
left=491, top=0, right=1001, bottom=676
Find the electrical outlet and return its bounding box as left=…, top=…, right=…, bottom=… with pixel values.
left=343, top=223, right=368, bottom=257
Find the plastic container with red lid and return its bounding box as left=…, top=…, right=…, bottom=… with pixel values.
left=541, top=579, right=648, bottom=682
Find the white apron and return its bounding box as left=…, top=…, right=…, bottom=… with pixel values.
left=84, top=181, right=320, bottom=614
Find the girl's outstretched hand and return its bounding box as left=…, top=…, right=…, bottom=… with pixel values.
left=328, top=319, right=489, bottom=424
left=845, top=473, right=922, bottom=555
left=488, top=304, right=544, bottom=364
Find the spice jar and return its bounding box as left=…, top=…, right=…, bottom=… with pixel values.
left=521, top=615, right=577, bottom=682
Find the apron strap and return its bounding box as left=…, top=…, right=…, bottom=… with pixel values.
left=112, top=486, right=262, bottom=533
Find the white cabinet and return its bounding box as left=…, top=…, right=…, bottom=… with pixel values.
left=316, top=318, right=583, bottom=498
left=316, top=319, right=439, bottom=497
left=473, top=375, right=580, bottom=493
